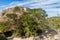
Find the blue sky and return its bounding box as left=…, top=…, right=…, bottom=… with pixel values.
left=0, top=0, right=60, bottom=17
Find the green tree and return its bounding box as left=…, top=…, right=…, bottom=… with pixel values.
left=17, top=9, right=49, bottom=37
left=29, top=9, right=48, bottom=29
left=5, top=8, right=49, bottom=37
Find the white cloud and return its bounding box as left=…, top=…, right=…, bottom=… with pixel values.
left=2, top=1, right=36, bottom=9
left=45, top=8, right=60, bottom=12
left=10, top=1, right=34, bottom=6
left=0, top=0, right=60, bottom=16
left=1, top=0, right=60, bottom=9
left=29, top=0, right=60, bottom=5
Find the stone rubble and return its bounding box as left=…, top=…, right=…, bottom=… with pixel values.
left=8, top=35, right=60, bottom=40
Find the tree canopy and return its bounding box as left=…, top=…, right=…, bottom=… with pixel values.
left=0, top=7, right=50, bottom=38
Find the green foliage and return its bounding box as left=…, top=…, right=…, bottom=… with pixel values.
left=47, top=16, right=60, bottom=29
left=14, top=6, right=20, bottom=12
left=17, top=9, right=49, bottom=37
left=6, top=14, right=17, bottom=19
left=0, top=21, right=11, bottom=32
left=18, top=13, right=40, bottom=37
left=0, top=8, right=50, bottom=38
left=29, top=9, right=48, bottom=29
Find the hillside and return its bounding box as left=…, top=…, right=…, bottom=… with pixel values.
left=0, top=6, right=59, bottom=40
left=47, top=16, right=60, bottom=29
